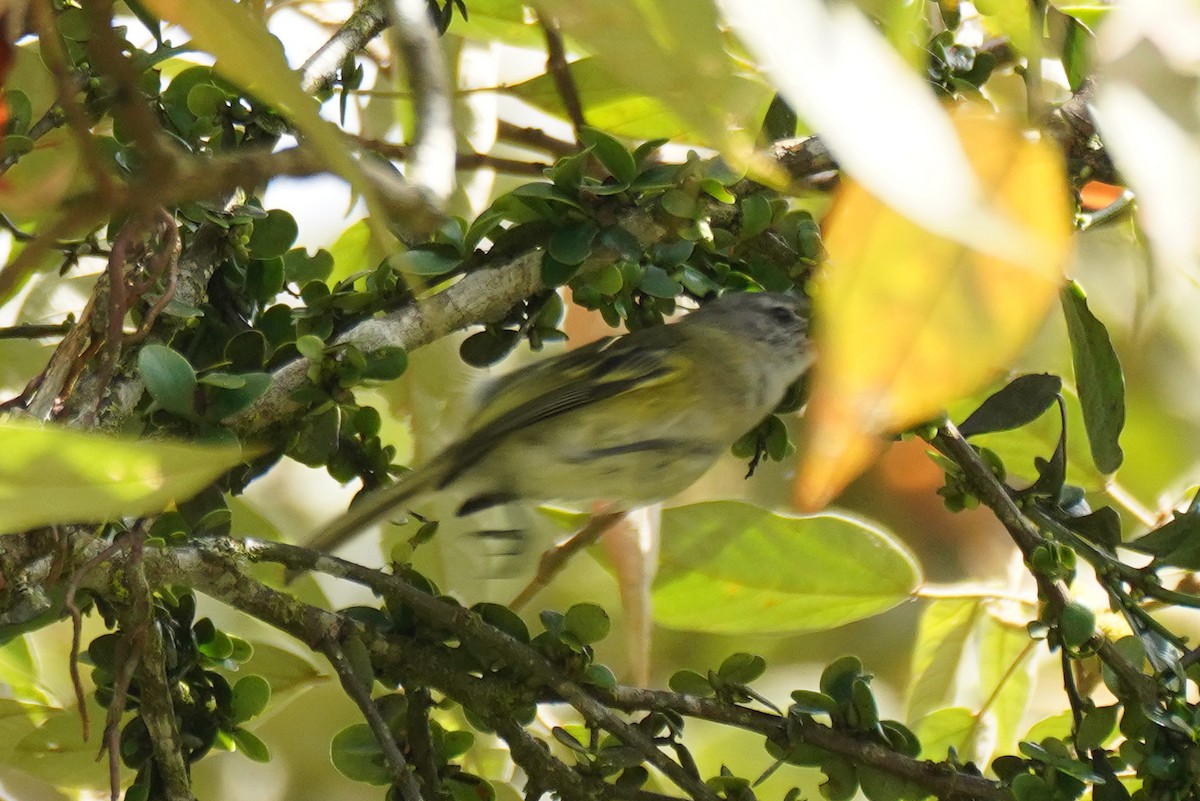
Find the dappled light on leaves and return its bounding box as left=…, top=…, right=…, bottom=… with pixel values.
left=796, top=112, right=1072, bottom=509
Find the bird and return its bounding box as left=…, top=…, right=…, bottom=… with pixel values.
left=295, top=290, right=813, bottom=569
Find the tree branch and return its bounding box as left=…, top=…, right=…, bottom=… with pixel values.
left=388, top=0, right=457, bottom=204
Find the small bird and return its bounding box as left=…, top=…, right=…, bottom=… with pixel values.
left=298, top=291, right=813, bottom=565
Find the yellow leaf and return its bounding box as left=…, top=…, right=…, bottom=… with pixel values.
left=795, top=112, right=1072, bottom=509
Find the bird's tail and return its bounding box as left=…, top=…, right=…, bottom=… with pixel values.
left=286, top=462, right=442, bottom=582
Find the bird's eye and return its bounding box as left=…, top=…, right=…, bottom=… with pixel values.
left=768, top=305, right=797, bottom=324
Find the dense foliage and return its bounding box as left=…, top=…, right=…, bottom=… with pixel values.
left=2, top=2, right=1199, bottom=801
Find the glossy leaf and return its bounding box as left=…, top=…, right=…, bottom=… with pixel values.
left=0, top=420, right=246, bottom=534
left=139, top=344, right=198, bottom=417
left=797, top=112, right=1071, bottom=508
left=1061, top=282, right=1125, bottom=474
left=652, top=502, right=920, bottom=634
left=579, top=127, right=637, bottom=184
left=958, top=374, right=1062, bottom=438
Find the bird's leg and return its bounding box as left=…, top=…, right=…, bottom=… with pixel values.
left=508, top=508, right=628, bottom=610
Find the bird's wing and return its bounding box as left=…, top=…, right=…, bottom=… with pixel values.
left=438, top=336, right=693, bottom=488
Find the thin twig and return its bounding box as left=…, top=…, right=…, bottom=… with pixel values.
left=533, top=7, right=587, bottom=138
left=325, top=639, right=424, bottom=801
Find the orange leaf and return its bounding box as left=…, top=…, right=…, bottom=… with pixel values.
left=1079, top=180, right=1125, bottom=212
left=795, top=112, right=1073, bottom=509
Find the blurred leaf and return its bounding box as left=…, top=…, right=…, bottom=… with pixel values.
left=959, top=374, right=1062, bottom=438
left=1050, top=1, right=1112, bottom=28
left=0, top=637, right=55, bottom=706
left=510, top=57, right=773, bottom=143
left=913, top=706, right=976, bottom=761
left=651, top=502, right=920, bottom=634
left=979, top=611, right=1034, bottom=760
left=538, top=0, right=768, bottom=161
left=0, top=420, right=246, bottom=534
left=1061, top=282, right=1125, bottom=474
left=13, top=701, right=110, bottom=788
left=0, top=699, right=54, bottom=762
left=328, top=219, right=385, bottom=284
left=797, top=112, right=1071, bottom=508
left=723, top=0, right=1033, bottom=247
left=907, top=598, right=982, bottom=721
left=973, top=0, right=1031, bottom=53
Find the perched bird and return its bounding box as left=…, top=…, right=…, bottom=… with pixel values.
left=298, top=290, right=813, bottom=565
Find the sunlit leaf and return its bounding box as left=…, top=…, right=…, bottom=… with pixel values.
left=509, top=57, right=773, bottom=143
left=978, top=610, right=1035, bottom=761
left=1061, top=282, right=1125, bottom=474
left=12, top=701, right=110, bottom=788
left=652, top=502, right=920, bottom=634
left=538, top=0, right=768, bottom=161
left=913, top=706, right=976, bottom=761
left=796, top=112, right=1072, bottom=508
left=0, top=420, right=247, bottom=534
left=906, top=598, right=982, bottom=721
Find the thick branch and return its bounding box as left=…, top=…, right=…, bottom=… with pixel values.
left=389, top=0, right=456, bottom=204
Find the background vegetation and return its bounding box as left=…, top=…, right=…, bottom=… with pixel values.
left=1, top=2, right=1197, bottom=801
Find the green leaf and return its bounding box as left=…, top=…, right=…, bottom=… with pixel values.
left=668, top=669, right=714, bottom=697
left=906, top=598, right=982, bottom=721
left=330, top=723, right=390, bottom=785
left=230, top=727, right=271, bottom=763
left=639, top=266, right=680, bottom=299
left=660, top=189, right=698, bottom=219
left=563, top=603, right=610, bottom=644
left=0, top=422, right=247, bottom=535
left=652, top=502, right=920, bottom=634
left=718, top=652, right=766, bottom=684
left=230, top=675, right=272, bottom=724
left=399, top=248, right=461, bottom=277
left=510, top=182, right=586, bottom=211
left=460, top=329, right=521, bottom=367
left=283, top=248, right=334, bottom=285
left=247, top=210, right=299, bottom=260
left=138, top=344, right=198, bottom=417
left=1060, top=282, right=1125, bottom=474
left=140, top=0, right=392, bottom=243
left=979, top=611, right=1034, bottom=757
left=541, top=253, right=580, bottom=287
left=579, top=127, right=637, bottom=184
left=205, top=372, right=271, bottom=421
left=362, top=347, right=408, bottom=381
left=913, top=707, right=975, bottom=761
left=548, top=222, right=599, bottom=266
left=958, top=374, right=1062, bottom=437
left=739, top=193, right=773, bottom=238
